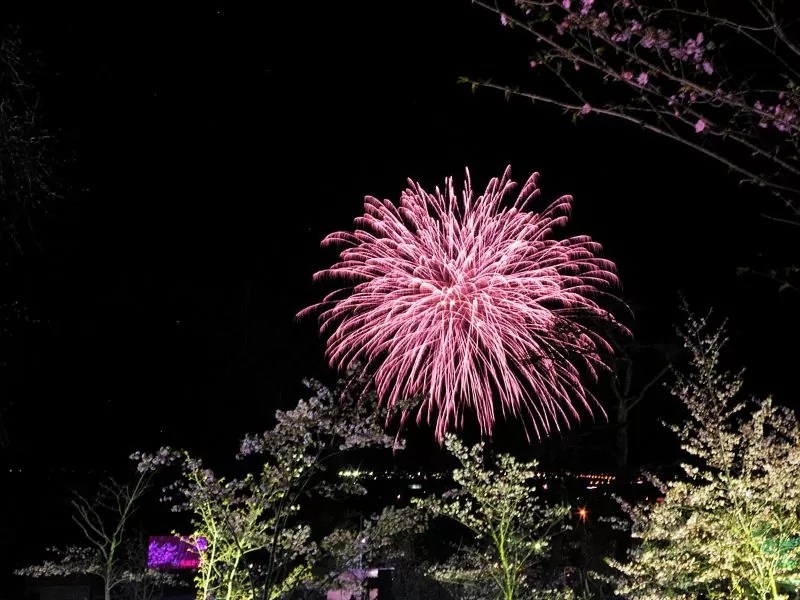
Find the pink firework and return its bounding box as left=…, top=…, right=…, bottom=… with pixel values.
left=300, top=166, right=627, bottom=442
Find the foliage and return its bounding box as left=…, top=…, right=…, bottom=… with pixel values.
left=320, top=505, right=425, bottom=570
left=301, top=165, right=628, bottom=442
left=414, top=434, right=571, bottom=600
left=610, top=312, right=800, bottom=599
left=144, top=448, right=308, bottom=600
left=136, top=373, right=400, bottom=600
left=16, top=545, right=101, bottom=580
left=471, top=1, right=800, bottom=221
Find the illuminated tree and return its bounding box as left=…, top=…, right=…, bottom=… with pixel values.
left=140, top=448, right=301, bottom=600
left=469, top=1, right=800, bottom=222
left=301, top=166, right=627, bottom=442
left=136, top=374, right=400, bottom=600
left=320, top=505, right=427, bottom=599
left=414, top=434, right=571, bottom=600
left=610, top=312, right=800, bottom=599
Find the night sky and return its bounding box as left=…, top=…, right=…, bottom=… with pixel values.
left=2, top=2, right=799, bottom=581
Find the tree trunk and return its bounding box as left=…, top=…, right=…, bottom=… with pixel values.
left=105, top=566, right=113, bottom=600
left=615, top=403, right=629, bottom=472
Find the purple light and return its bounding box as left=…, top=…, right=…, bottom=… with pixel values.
left=147, top=535, right=206, bottom=570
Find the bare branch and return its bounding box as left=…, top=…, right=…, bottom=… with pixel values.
left=16, top=469, right=154, bottom=600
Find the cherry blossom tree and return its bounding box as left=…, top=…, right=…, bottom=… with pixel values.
left=469, top=1, right=800, bottom=222
left=609, top=312, right=800, bottom=599
left=414, top=434, right=571, bottom=600
left=14, top=472, right=163, bottom=600
left=135, top=373, right=401, bottom=600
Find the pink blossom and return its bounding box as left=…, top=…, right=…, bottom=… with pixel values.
left=621, top=70, right=633, bottom=81
left=580, top=103, right=592, bottom=114
left=694, top=119, right=706, bottom=133
left=500, top=13, right=509, bottom=26
left=581, top=0, right=594, bottom=15
left=637, top=72, right=649, bottom=86
left=529, top=60, right=538, bottom=68
left=701, top=61, right=714, bottom=75
left=562, top=0, right=571, bottom=9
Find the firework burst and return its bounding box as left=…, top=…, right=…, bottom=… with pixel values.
left=300, top=166, right=628, bottom=441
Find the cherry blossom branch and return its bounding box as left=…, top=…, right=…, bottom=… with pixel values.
left=461, top=78, right=790, bottom=196
left=470, top=0, right=800, bottom=218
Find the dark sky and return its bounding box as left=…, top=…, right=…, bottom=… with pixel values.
left=2, top=3, right=798, bottom=476
left=2, top=3, right=800, bottom=588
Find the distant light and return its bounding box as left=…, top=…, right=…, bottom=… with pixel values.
left=576, top=507, right=589, bottom=523
left=409, top=483, right=422, bottom=490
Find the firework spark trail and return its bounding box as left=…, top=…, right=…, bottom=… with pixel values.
left=300, top=166, right=628, bottom=442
